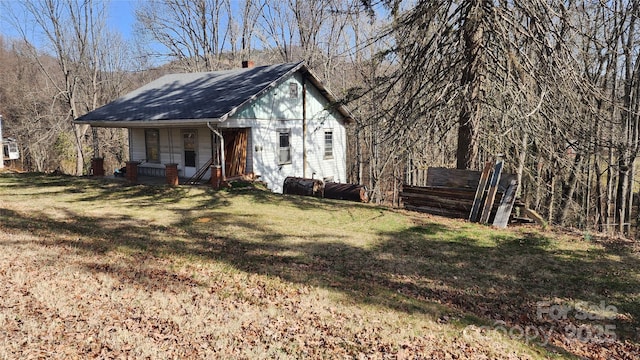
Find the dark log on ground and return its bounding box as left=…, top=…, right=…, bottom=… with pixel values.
left=324, top=183, right=368, bottom=202
left=283, top=177, right=324, bottom=197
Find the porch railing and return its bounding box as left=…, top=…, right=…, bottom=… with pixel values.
left=185, top=157, right=214, bottom=185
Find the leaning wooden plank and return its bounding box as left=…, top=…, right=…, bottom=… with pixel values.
left=492, top=179, right=518, bottom=228
left=479, top=160, right=504, bottom=224
left=469, top=161, right=494, bottom=222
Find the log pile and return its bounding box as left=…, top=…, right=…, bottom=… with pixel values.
left=283, top=177, right=368, bottom=202
left=283, top=177, right=324, bottom=197
left=324, top=183, right=369, bottom=202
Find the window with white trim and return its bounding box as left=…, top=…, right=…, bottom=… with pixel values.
left=278, top=129, right=291, bottom=164
left=145, top=129, right=160, bottom=163
left=324, top=130, right=333, bottom=159
left=289, top=82, right=298, bottom=98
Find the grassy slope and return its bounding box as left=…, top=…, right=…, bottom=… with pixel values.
left=0, top=173, right=638, bottom=359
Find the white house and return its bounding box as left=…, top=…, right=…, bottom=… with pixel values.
left=75, top=61, right=353, bottom=193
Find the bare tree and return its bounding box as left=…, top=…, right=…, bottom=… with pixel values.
left=6, top=0, right=111, bottom=175
left=136, top=0, right=234, bottom=71
left=258, top=0, right=299, bottom=62
left=0, top=36, right=64, bottom=172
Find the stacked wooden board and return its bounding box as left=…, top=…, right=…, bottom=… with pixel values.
left=402, top=185, right=503, bottom=219
left=401, top=164, right=519, bottom=228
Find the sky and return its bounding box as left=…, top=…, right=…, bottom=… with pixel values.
left=1, top=0, right=386, bottom=66
left=0, top=0, right=138, bottom=42
left=107, top=0, right=137, bottom=40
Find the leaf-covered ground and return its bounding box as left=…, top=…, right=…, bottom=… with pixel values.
left=0, top=173, right=638, bottom=359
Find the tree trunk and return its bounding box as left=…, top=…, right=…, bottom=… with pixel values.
left=516, top=132, right=528, bottom=198
left=456, top=0, right=487, bottom=170
left=72, top=123, right=90, bottom=175
left=595, top=152, right=604, bottom=231
left=534, top=155, right=544, bottom=212
left=558, top=153, right=583, bottom=225
left=615, top=162, right=629, bottom=233
left=548, top=169, right=556, bottom=223
left=627, top=159, right=635, bottom=236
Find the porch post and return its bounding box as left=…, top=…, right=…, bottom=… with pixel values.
left=211, top=165, right=222, bottom=189
left=92, top=127, right=99, bottom=161
left=206, top=122, right=226, bottom=180
left=218, top=131, right=226, bottom=180
left=302, top=78, right=307, bottom=178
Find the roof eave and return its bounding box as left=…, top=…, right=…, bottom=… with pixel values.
left=73, top=118, right=224, bottom=128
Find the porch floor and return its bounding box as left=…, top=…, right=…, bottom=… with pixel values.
left=102, top=175, right=210, bottom=186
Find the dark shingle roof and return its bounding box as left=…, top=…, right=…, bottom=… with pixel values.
left=76, top=62, right=322, bottom=125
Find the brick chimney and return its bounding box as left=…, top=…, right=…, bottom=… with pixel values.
left=242, top=60, right=255, bottom=68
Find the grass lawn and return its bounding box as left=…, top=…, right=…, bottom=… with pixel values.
left=0, top=172, right=638, bottom=359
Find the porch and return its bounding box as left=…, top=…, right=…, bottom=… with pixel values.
left=94, top=127, right=250, bottom=187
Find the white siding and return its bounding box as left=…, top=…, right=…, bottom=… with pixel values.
left=129, top=128, right=147, bottom=163
left=160, top=128, right=177, bottom=164
left=224, top=72, right=347, bottom=193
left=196, top=128, right=213, bottom=176
left=304, top=79, right=347, bottom=185
left=225, top=74, right=306, bottom=192
left=233, top=76, right=303, bottom=120
left=250, top=120, right=303, bottom=193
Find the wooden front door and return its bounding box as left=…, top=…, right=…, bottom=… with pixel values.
left=223, top=129, right=248, bottom=178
